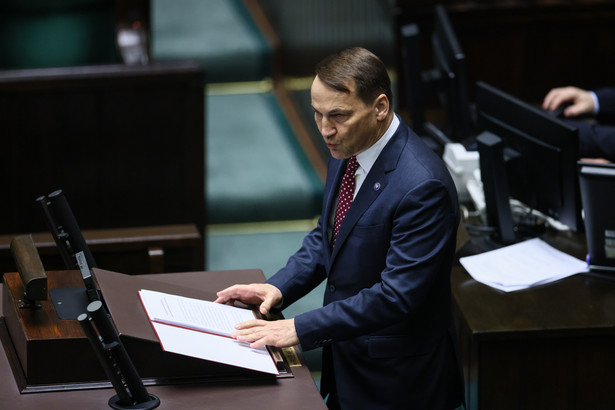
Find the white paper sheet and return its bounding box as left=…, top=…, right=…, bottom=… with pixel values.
left=151, top=321, right=279, bottom=375
left=459, top=237, right=588, bottom=292
left=139, top=289, right=255, bottom=336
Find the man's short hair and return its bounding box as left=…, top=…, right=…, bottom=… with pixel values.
left=315, top=47, right=392, bottom=107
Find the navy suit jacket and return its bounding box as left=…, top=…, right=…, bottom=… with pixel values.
left=566, top=87, right=615, bottom=161
left=267, top=117, right=464, bottom=409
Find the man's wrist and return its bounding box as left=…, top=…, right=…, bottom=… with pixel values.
left=590, top=90, right=599, bottom=114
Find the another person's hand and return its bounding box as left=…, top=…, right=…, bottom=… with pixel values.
left=542, top=86, right=596, bottom=117
left=232, top=318, right=299, bottom=349
left=580, top=157, right=611, bottom=164
left=214, top=283, right=283, bottom=315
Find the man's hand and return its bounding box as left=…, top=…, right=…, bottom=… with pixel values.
left=232, top=318, right=299, bottom=349
left=214, top=283, right=283, bottom=315
left=580, top=157, right=611, bottom=164
left=542, top=86, right=596, bottom=117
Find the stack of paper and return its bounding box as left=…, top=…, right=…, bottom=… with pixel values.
left=138, top=289, right=280, bottom=375
left=459, top=238, right=588, bottom=292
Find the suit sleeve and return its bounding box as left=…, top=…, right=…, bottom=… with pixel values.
left=265, top=216, right=328, bottom=308
left=565, top=118, right=615, bottom=162
left=595, top=87, right=615, bottom=120
left=266, top=157, right=342, bottom=307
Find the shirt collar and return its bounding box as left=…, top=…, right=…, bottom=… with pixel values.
left=355, top=114, right=400, bottom=175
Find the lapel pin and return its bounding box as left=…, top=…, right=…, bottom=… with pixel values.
left=373, top=182, right=381, bottom=191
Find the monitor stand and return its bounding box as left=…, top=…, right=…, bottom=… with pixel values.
left=471, top=131, right=552, bottom=253
left=477, top=131, right=516, bottom=245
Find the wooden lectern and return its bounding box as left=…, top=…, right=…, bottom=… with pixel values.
left=1, top=268, right=297, bottom=393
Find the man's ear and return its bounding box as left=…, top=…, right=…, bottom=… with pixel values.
left=374, top=94, right=390, bottom=120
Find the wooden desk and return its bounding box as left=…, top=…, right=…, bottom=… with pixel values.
left=453, top=233, right=615, bottom=409
left=0, top=224, right=203, bottom=278
left=0, top=60, right=206, bottom=266
left=0, top=324, right=324, bottom=410
left=0, top=269, right=326, bottom=409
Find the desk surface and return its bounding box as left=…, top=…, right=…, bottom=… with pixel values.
left=0, top=335, right=322, bottom=410
left=452, top=266, right=615, bottom=338
left=453, top=230, right=615, bottom=409
left=0, top=326, right=322, bottom=409
left=453, top=229, right=615, bottom=337
left=0, top=269, right=326, bottom=410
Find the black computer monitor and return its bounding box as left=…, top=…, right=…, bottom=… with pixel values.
left=475, top=81, right=583, bottom=245
left=578, top=161, right=615, bottom=272
left=400, top=4, right=473, bottom=147
left=431, top=4, right=472, bottom=142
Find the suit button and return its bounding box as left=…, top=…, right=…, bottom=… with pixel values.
left=329, top=284, right=336, bottom=292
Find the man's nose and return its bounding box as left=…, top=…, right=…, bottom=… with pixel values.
left=320, top=118, right=336, bottom=138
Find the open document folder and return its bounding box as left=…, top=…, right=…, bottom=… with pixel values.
left=138, top=289, right=280, bottom=375
left=459, top=238, right=588, bottom=292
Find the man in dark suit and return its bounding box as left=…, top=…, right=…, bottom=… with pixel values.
left=543, top=86, right=615, bottom=162
left=215, top=47, right=464, bottom=410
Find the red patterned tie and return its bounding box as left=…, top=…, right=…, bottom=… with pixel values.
left=333, top=155, right=359, bottom=245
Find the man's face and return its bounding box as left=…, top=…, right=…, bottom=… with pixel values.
left=311, top=75, right=382, bottom=160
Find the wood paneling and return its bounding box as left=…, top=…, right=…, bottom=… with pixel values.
left=395, top=1, right=615, bottom=106
left=0, top=60, right=206, bottom=268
